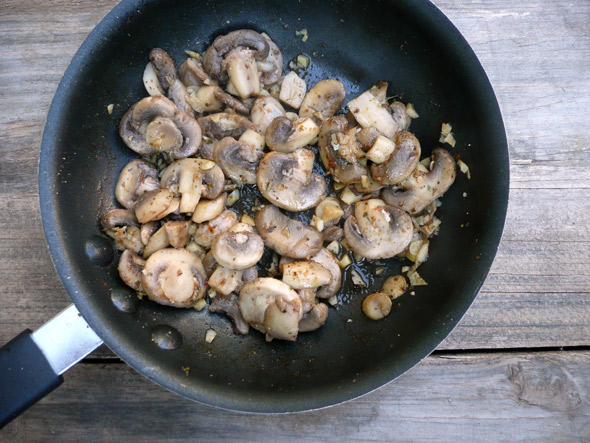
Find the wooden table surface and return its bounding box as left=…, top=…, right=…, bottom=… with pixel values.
left=1, top=0, right=589, bottom=440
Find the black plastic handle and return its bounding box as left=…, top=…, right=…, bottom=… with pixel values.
left=0, top=330, right=63, bottom=428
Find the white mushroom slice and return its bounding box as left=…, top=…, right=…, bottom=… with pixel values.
left=250, top=96, right=285, bottom=134
left=239, top=128, right=265, bottom=151
left=164, top=220, right=192, bottom=248
left=362, top=292, right=392, bottom=320
left=143, top=224, right=170, bottom=258
left=315, top=197, right=344, bottom=225
left=299, top=79, right=346, bottom=123
left=140, top=221, right=159, bottom=245
left=208, top=292, right=250, bottom=335
left=369, top=81, right=388, bottom=105
left=257, top=148, right=326, bottom=212
left=279, top=71, right=307, bottom=109
left=110, top=226, right=143, bottom=255
left=191, top=193, right=226, bottom=223
left=263, top=291, right=303, bottom=341
left=208, top=266, right=243, bottom=295
left=101, top=209, right=138, bottom=230
left=118, top=249, right=145, bottom=291
left=143, top=62, right=165, bottom=96
left=160, top=159, right=204, bottom=213
left=390, top=101, right=411, bottom=131
left=187, top=85, right=224, bottom=114
left=265, top=117, right=319, bottom=153
left=255, top=205, right=323, bottom=259
left=282, top=261, right=332, bottom=289
left=343, top=199, right=413, bottom=259
left=193, top=209, right=238, bottom=248
left=115, top=159, right=160, bottom=210
left=211, top=229, right=264, bottom=270
left=214, top=137, right=263, bottom=184
left=141, top=248, right=207, bottom=307
left=381, top=148, right=456, bottom=214
left=309, top=248, right=342, bottom=299
left=198, top=112, right=255, bottom=141
left=224, top=47, right=260, bottom=99
left=370, top=131, right=421, bottom=185
left=257, top=33, right=283, bottom=85
left=347, top=90, right=398, bottom=138
left=134, top=189, right=180, bottom=224
left=149, top=48, right=194, bottom=118
left=298, top=303, right=329, bottom=332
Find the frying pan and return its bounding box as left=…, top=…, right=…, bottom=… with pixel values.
left=0, top=0, right=509, bottom=424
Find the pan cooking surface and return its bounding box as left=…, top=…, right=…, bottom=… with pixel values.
left=39, top=0, right=508, bottom=411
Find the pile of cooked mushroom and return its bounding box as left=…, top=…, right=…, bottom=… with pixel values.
left=102, top=29, right=457, bottom=342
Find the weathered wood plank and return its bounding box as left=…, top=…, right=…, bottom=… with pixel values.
left=4, top=351, right=590, bottom=441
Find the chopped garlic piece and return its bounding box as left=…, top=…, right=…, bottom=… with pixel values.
left=443, top=133, right=456, bottom=147
left=185, top=50, right=201, bottom=60
left=226, top=189, right=240, bottom=206
left=328, top=295, right=338, bottom=306
left=457, top=159, right=471, bottom=179
left=310, top=215, right=325, bottom=232
left=240, top=214, right=255, bottom=226
left=107, top=104, right=114, bottom=114
left=405, top=103, right=419, bottom=119
left=351, top=268, right=366, bottom=287
left=408, top=270, right=428, bottom=286
left=340, top=186, right=362, bottom=205
left=326, top=240, right=340, bottom=255
left=338, top=254, right=352, bottom=269
left=194, top=298, right=207, bottom=311
left=366, top=135, right=395, bottom=164
left=205, top=329, right=217, bottom=343
left=295, top=28, right=308, bottom=42
left=296, top=54, right=310, bottom=69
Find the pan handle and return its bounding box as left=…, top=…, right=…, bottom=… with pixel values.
left=0, top=304, right=103, bottom=428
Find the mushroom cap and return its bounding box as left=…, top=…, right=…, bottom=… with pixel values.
left=298, top=303, right=329, bottom=332
left=115, top=159, right=160, bottom=210
left=256, top=33, right=283, bottom=85
left=257, top=148, right=326, bottom=212
left=318, top=116, right=367, bottom=184
left=371, top=130, right=421, bottom=185
left=239, top=278, right=303, bottom=340
left=310, top=248, right=342, bottom=299
left=255, top=205, right=323, bottom=259
left=250, top=96, right=285, bottom=134
left=198, top=112, right=254, bottom=140
left=211, top=229, right=264, bottom=270
left=118, top=249, right=145, bottom=291
left=119, top=96, right=201, bottom=159
left=134, top=189, right=180, bottom=224
left=343, top=199, right=413, bottom=259
left=193, top=209, right=238, bottom=248
left=381, top=147, right=456, bottom=214
left=101, top=209, right=138, bottom=230
left=213, top=137, right=263, bottom=184
left=299, top=79, right=346, bottom=123
left=265, top=116, right=320, bottom=153
left=141, top=248, right=207, bottom=307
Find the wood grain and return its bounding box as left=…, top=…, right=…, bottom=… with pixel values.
left=4, top=351, right=590, bottom=441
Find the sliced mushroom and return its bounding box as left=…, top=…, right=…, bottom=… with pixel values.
left=192, top=192, right=226, bottom=223
left=356, top=127, right=382, bottom=151
left=134, top=189, right=180, bottom=224
left=362, top=292, right=392, bottom=320
left=343, top=199, right=413, bottom=259
left=140, top=221, right=159, bottom=245
left=370, top=131, right=421, bottom=185
left=209, top=292, right=250, bottom=335
left=149, top=48, right=194, bottom=117
left=381, top=147, right=456, bottom=214
left=193, top=209, right=238, bottom=248
left=239, top=129, right=265, bottom=151
left=223, top=47, right=260, bottom=99
left=255, top=205, right=323, bottom=259
left=209, top=266, right=243, bottom=295
left=213, top=137, right=263, bottom=184
left=318, top=116, right=367, bottom=184
left=119, top=96, right=201, bottom=159
left=160, top=159, right=203, bottom=213
left=143, top=224, right=170, bottom=258
left=239, top=277, right=303, bottom=341
left=298, top=303, right=329, bottom=332
left=164, top=220, right=192, bottom=248
left=211, top=227, right=264, bottom=270
left=214, top=87, right=251, bottom=114
left=115, top=160, right=160, bottom=209
left=256, top=33, right=283, bottom=85
left=250, top=96, right=285, bottom=134
left=309, top=248, right=341, bottom=299
left=323, top=225, right=344, bottom=243
left=390, top=101, right=411, bottom=131
left=347, top=89, right=398, bottom=138
left=118, top=249, right=145, bottom=291
left=257, top=148, right=326, bottom=211
left=279, top=71, right=306, bottom=109
left=101, top=209, right=138, bottom=230
left=179, top=57, right=217, bottom=87
left=282, top=261, right=332, bottom=289
left=198, top=112, right=254, bottom=140
left=186, top=85, right=224, bottom=114
left=141, top=248, right=207, bottom=307
left=299, top=79, right=346, bottom=123
left=143, top=62, right=165, bottom=96
left=109, top=225, right=144, bottom=255
left=265, top=116, right=319, bottom=153
left=315, top=197, right=344, bottom=226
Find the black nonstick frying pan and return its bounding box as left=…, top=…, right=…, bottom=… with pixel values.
left=0, top=0, right=509, bottom=424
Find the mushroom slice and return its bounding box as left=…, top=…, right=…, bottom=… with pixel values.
left=118, top=249, right=145, bottom=291
left=315, top=197, right=344, bottom=226
left=186, top=85, right=224, bottom=114
left=371, top=131, right=421, bottom=185
left=179, top=57, right=217, bottom=87
left=250, top=96, right=285, bottom=134
left=255, top=205, right=323, bottom=259
left=109, top=225, right=143, bottom=255
left=198, top=112, right=255, bottom=140
left=213, top=137, right=263, bottom=184
left=279, top=71, right=306, bottom=109
left=299, top=79, right=346, bottom=123
left=115, top=159, right=160, bottom=209
left=149, top=48, right=194, bottom=117
left=318, top=117, right=367, bottom=184
left=211, top=228, right=264, bottom=270
left=143, top=62, right=165, bottom=96
left=223, top=47, right=260, bottom=99
left=356, top=127, right=382, bottom=151
left=347, top=89, right=398, bottom=138
left=141, top=248, right=207, bottom=307
left=282, top=261, right=332, bottom=290
left=209, top=292, right=250, bottom=335
left=381, top=147, right=456, bottom=214
left=343, top=199, right=413, bottom=259
left=257, top=148, right=326, bottom=211
left=193, top=209, right=238, bottom=248
left=203, top=29, right=270, bottom=83
left=390, top=101, right=411, bottom=131
left=310, top=248, right=341, bottom=299
left=239, top=277, right=303, bottom=341
left=160, top=159, right=203, bottom=213
left=134, top=189, right=180, bottom=224
left=143, top=224, right=170, bottom=259
left=256, top=33, right=283, bottom=86
left=192, top=193, right=226, bottom=223
left=265, top=116, right=319, bottom=153
left=101, top=209, right=138, bottom=230
left=140, top=221, right=159, bottom=245
left=209, top=266, right=243, bottom=295
left=298, top=303, right=329, bottom=333
left=164, top=220, right=192, bottom=248
left=214, top=88, right=251, bottom=114
left=119, top=96, right=202, bottom=159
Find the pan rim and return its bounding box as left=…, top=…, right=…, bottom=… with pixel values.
left=38, top=0, right=509, bottom=413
